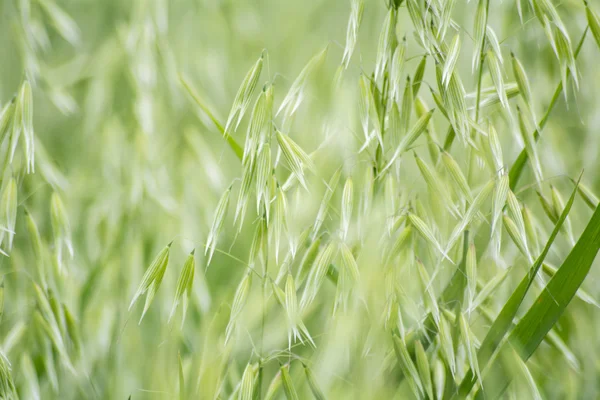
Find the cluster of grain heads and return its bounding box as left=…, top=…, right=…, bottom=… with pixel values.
left=129, top=242, right=201, bottom=328
left=185, top=0, right=600, bottom=397
left=2, top=0, right=600, bottom=397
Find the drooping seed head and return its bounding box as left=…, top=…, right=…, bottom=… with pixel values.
left=129, top=242, right=171, bottom=319
left=224, top=54, right=264, bottom=137
left=169, top=249, right=196, bottom=326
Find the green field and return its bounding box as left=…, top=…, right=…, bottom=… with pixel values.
left=1, top=0, right=600, bottom=398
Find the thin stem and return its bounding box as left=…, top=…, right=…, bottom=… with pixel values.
left=179, top=74, right=245, bottom=160
left=260, top=206, right=269, bottom=357
left=260, top=277, right=267, bottom=356
left=375, top=72, right=390, bottom=174
left=473, top=56, right=486, bottom=127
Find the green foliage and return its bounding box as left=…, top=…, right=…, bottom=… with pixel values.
left=1, top=0, right=600, bottom=399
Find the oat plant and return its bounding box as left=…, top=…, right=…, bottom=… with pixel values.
left=1, top=0, right=600, bottom=399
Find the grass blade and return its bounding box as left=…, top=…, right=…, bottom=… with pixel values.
left=472, top=186, right=600, bottom=398
left=454, top=174, right=581, bottom=398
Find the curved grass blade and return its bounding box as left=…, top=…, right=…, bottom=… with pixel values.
left=454, top=174, right=581, bottom=398
left=473, top=186, right=600, bottom=399
left=179, top=75, right=244, bottom=160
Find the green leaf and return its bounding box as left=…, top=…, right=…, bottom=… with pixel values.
left=508, top=201, right=600, bottom=361
left=473, top=212, right=600, bottom=398
left=454, top=174, right=581, bottom=398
